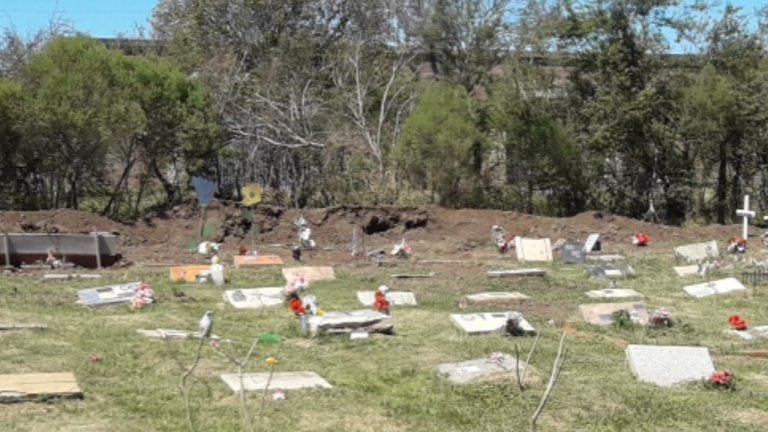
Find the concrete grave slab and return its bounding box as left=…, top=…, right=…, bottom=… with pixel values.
left=77, top=282, right=141, bottom=307
left=585, top=288, right=643, bottom=299
left=450, top=312, right=536, bottom=335
left=137, top=328, right=221, bottom=340
left=233, top=255, right=284, bottom=268
left=437, top=354, right=536, bottom=385
left=626, top=345, right=715, bottom=387
left=514, top=237, right=553, bottom=262
left=0, top=232, right=119, bottom=268
left=221, top=372, right=332, bottom=393
left=561, top=242, right=586, bottom=264
left=674, top=240, right=719, bottom=263
left=727, top=326, right=768, bottom=341
left=487, top=268, right=546, bottom=277
left=674, top=265, right=700, bottom=277
left=223, top=287, right=284, bottom=309
left=43, top=274, right=102, bottom=281
left=583, top=233, right=601, bottom=252
left=390, top=272, right=435, bottom=279
left=464, top=292, right=530, bottom=305
left=586, top=254, right=626, bottom=262
left=579, top=302, right=648, bottom=326
left=587, top=264, right=635, bottom=279
left=170, top=265, right=211, bottom=282
left=357, top=291, right=417, bottom=306
left=307, top=310, right=393, bottom=336
left=0, top=372, right=82, bottom=402
left=282, top=266, right=336, bottom=282
left=683, top=277, right=747, bottom=298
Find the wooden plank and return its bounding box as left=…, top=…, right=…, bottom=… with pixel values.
left=169, top=265, right=211, bottom=282
left=233, top=255, right=284, bottom=268
left=0, top=372, right=82, bottom=402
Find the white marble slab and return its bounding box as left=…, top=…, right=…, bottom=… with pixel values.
left=585, top=288, right=643, bottom=299
left=223, top=287, right=284, bottom=309
left=674, top=240, right=719, bottom=263
left=626, top=345, right=715, bottom=387
left=514, top=237, right=553, bottom=262
left=220, top=372, right=332, bottom=392
left=683, top=277, right=747, bottom=298
left=487, top=268, right=546, bottom=277
left=450, top=312, right=535, bottom=335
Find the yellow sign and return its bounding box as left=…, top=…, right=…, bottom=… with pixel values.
left=241, top=184, right=263, bottom=207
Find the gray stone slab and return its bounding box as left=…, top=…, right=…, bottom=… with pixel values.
left=282, top=266, right=336, bottom=282
left=683, top=277, right=747, bottom=298
left=674, top=240, right=719, bottom=263
left=626, top=345, right=715, bottom=387
left=579, top=302, right=648, bottom=326
left=307, top=310, right=393, bottom=336
left=43, top=274, right=102, bottom=281
left=586, top=254, right=626, bottom=262
left=450, top=312, right=535, bottom=335
left=585, top=288, right=643, bottom=299
left=356, top=291, right=417, bottom=306
left=390, top=273, right=435, bottom=279
left=464, top=292, right=530, bottom=305
left=587, top=264, right=635, bottom=279
left=514, top=237, right=553, bottom=262
left=673, top=265, right=700, bottom=277
left=220, top=372, right=332, bottom=392
left=77, top=282, right=141, bottom=307
left=726, top=325, right=768, bottom=341
left=561, top=242, right=586, bottom=263
left=437, top=354, right=534, bottom=385
left=223, top=287, right=284, bottom=309
left=137, top=328, right=221, bottom=340
left=487, top=268, right=546, bottom=277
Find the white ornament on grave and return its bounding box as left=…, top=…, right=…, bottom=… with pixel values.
left=736, top=195, right=756, bottom=240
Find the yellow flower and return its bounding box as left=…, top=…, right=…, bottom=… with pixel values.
left=265, top=357, right=278, bottom=367
left=317, top=308, right=325, bottom=316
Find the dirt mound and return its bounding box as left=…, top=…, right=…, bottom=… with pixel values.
left=0, top=204, right=748, bottom=265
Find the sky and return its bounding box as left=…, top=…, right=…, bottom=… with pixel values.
left=0, top=0, right=765, bottom=41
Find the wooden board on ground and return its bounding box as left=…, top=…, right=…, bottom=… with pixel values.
left=220, top=372, right=333, bottom=392
left=357, top=291, right=417, bottom=306
left=223, top=287, right=284, bottom=309
left=169, top=265, right=211, bottom=282
left=282, top=266, right=336, bottom=282
left=514, top=237, right=553, bottom=262
left=233, top=255, right=284, bottom=268
left=487, top=268, right=546, bottom=277
left=579, top=302, right=648, bottom=326
left=0, top=372, right=82, bottom=402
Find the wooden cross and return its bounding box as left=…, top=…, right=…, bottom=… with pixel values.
left=735, top=195, right=756, bottom=240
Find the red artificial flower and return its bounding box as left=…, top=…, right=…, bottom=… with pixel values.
left=634, top=232, right=649, bottom=246
left=374, top=290, right=390, bottom=313
left=239, top=246, right=248, bottom=255
left=710, top=370, right=734, bottom=387
left=289, top=298, right=305, bottom=316
left=88, top=353, right=103, bottom=362
left=729, top=315, right=748, bottom=330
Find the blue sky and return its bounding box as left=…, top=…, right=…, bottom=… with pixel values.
left=0, top=0, right=765, bottom=40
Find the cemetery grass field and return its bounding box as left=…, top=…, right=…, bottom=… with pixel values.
left=1, top=255, right=768, bottom=432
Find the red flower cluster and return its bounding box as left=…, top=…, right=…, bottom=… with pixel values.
left=290, top=298, right=306, bottom=316
left=88, top=353, right=103, bottom=362
left=729, top=315, right=748, bottom=331
left=710, top=370, right=734, bottom=388
left=239, top=246, right=249, bottom=255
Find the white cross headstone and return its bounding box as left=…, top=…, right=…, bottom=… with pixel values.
left=736, top=195, right=756, bottom=240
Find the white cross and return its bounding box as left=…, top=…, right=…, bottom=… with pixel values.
left=736, top=195, right=756, bottom=240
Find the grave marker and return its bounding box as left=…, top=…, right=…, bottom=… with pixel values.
left=170, top=265, right=212, bottom=283
left=583, top=233, right=601, bottom=252
left=450, top=312, right=536, bottom=335
left=727, top=326, right=768, bottom=341
left=579, top=302, right=648, bottom=326
left=77, top=282, right=141, bottom=307
left=561, top=242, right=586, bottom=263
left=626, top=345, right=715, bottom=387
left=0, top=372, right=82, bottom=402
left=587, top=264, right=635, bottom=279
left=390, top=272, right=435, bottom=279
left=585, top=288, right=643, bottom=299
left=514, top=237, right=553, bottom=262
left=223, top=287, right=284, bottom=309
left=306, top=310, right=393, bottom=336
left=233, top=255, right=284, bottom=268
left=673, top=240, right=719, bottom=263
left=282, top=266, right=336, bottom=282
left=464, top=292, right=530, bottom=305
left=673, top=265, right=700, bottom=277
left=357, top=291, right=417, bottom=306
left=487, top=268, right=546, bottom=277
left=683, top=277, right=747, bottom=298
left=137, top=329, right=221, bottom=340
left=585, top=254, right=626, bottom=262
left=220, top=372, right=332, bottom=393
left=736, top=195, right=756, bottom=240
left=437, top=354, right=536, bottom=385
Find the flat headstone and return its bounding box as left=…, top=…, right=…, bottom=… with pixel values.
left=674, top=240, right=719, bottom=263
left=583, top=233, right=601, bottom=252
left=579, top=302, right=648, bottom=326
left=170, top=265, right=211, bottom=282
left=223, top=287, right=284, bottom=309
left=0, top=372, right=82, bottom=402
left=137, top=328, right=221, bottom=340
left=464, top=292, right=530, bottom=305
left=282, top=266, right=336, bottom=282
left=585, top=288, right=643, bottom=299
left=586, top=254, right=626, bottom=262
left=220, top=372, right=332, bottom=393
left=683, top=277, right=747, bottom=298
left=587, top=264, right=635, bottom=279
left=307, top=310, right=393, bottom=336
left=674, top=265, right=700, bottom=277
left=626, top=345, right=715, bottom=387
left=233, top=255, right=284, bottom=268
left=390, top=272, right=435, bottom=279
left=514, top=237, right=553, bottom=262
left=437, top=354, right=535, bottom=385
left=450, top=312, right=536, bottom=335
left=77, top=282, right=141, bottom=307
left=356, top=291, right=417, bottom=306
left=43, top=274, right=102, bottom=281
left=727, top=326, right=768, bottom=341
left=561, top=242, right=586, bottom=263
left=487, top=268, right=546, bottom=277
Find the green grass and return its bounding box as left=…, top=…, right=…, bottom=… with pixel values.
left=1, top=254, right=768, bottom=431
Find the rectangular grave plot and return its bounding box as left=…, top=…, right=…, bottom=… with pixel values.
left=220, top=372, right=333, bottom=393
left=683, top=277, right=747, bottom=298
left=0, top=372, right=83, bottom=402
left=674, top=241, right=719, bottom=263
left=282, top=266, right=336, bottom=282
left=514, top=237, right=553, bottom=262
left=234, top=255, right=284, bottom=268
left=223, top=287, right=285, bottom=309
left=626, top=345, right=714, bottom=388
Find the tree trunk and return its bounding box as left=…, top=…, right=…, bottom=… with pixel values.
left=716, top=140, right=728, bottom=224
